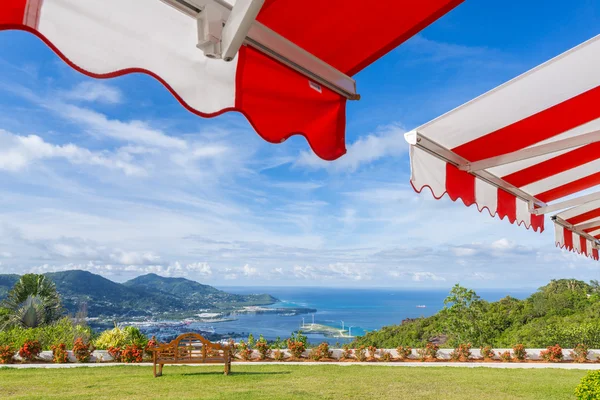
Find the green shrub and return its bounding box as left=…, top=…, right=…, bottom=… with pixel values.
left=93, top=325, right=147, bottom=350
left=18, top=339, right=42, bottom=362
left=540, top=344, right=563, bottom=362
left=512, top=344, right=527, bottom=361
left=575, top=370, right=600, bottom=399
left=0, top=317, right=91, bottom=350
left=367, top=345, right=378, bottom=361
left=396, top=346, right=412, bottom=360
left=570, top=344, right=589, bottom=363
left=286, top=332, right=307, bottom=359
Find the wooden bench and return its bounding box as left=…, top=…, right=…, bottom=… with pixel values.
left=148, top=332, right=231, bottom=377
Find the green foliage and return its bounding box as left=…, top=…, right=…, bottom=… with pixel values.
left=450, top=343, right=471, bottom=361
left=480, top=345, right=495, bottom=360
left=0, top=317, right=92, bottom=350
left=575, top=371, right=600, bottom=400
left=51, top=343, right=69, bottom=363
left=72, top=338, right=94, bottom=363
left=395, top=345, right=412, bottom=360
left=352, top=279, right=600, bottom=349
left=498, top=350, right=511, bottom=362
left=417, top=343, right=438, bottom=361
left=93, top=325, right=147, bottom=350
left=18, top=339, right=42, bottom=362
left=0, top=344, right=14, bottom=364
left=2, top=274, right=62, bottom=328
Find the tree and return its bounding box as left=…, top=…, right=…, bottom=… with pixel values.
left=2, top=274, right=63, bottom=328
left=442, top=284, right=489, bottom=346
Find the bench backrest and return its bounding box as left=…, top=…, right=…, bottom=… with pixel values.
left=151, top=332, right=229, bottom=362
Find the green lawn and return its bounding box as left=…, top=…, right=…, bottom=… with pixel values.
left=0, top=365, right=587, bottom=400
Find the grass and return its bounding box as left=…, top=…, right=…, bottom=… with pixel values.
left=0, top=364, right=587, bottom=399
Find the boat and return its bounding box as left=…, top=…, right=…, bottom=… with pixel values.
left=416, top=305, right=426, bottom=308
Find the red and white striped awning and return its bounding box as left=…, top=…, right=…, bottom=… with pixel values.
left=405, top=34, right=600, bottom=261
left=0, top=0, right=462, bottom=161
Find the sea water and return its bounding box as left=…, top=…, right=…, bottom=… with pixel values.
left=193, top=287, right=534, bottom=344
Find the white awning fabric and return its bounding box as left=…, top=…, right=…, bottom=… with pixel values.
left=405, top=34, right=600, bottom=261
left=1, top=0, right=462, bottom=161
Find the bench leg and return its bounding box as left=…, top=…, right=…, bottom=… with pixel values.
left=153, top=362, right=157, bottom=378
left=158, top=364, right=163, bottom=377
left=224, top=358, right=231, bottom=375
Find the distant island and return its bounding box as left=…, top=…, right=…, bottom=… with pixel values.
left=0, top=270, right=316, bottom=322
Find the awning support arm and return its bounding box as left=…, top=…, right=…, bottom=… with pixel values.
left=161, top=0, right=359, bottom=100
left=552, top=216, right=600, bottom=248
left=404, top=130, right=547, bottom=208
left=459, top=129, right=600, bottom=172
left=574, top=220, right=600, bottom=232
left=532, top=191, right=600, bottom=215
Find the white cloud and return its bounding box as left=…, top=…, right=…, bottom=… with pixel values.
left=110, top=250, right=161, bottom=265
left=296, top=124, right=407, bottom=172
left=242, top=264, right=259, bottom=277
left=0, top=252, right=11, bottom=258
left=451, top=247, right=478, bottom=257
left=0, top=129, right=145, bottom=176
left=63, top=82, right=122, bottom=104
left=491, top=238, right=515, bottom=250
left=412, top=272, right=446, bottom=282
left=293, top=263, right=370, bottom=281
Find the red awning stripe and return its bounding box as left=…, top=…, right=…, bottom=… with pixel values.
left=554, top=223, right=598, bottom=260
left=567, top=209, right=600, bottom=225
left=535, top=172, right=600, bottom=203
left=502, top=142, right=600, bottom=188
left=452, top=85, right=600, bottom=162
left=410, top=147, right=544, bottom=231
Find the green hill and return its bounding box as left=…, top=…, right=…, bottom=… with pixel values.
left=352, top=279, right=600, bottom=349
left=0, top=270, right=277, bottom=318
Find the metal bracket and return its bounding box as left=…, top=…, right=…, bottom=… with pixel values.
left=161, top=0, right=359, bottom=100
left=531, top=191, right=600, bottom=215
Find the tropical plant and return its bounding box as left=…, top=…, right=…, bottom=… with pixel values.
left=480, top=345, right=495, bottom=361
left=272, top=349, right=285, bottom=361
left=450, top=343, right=471, bottom=361
left=0, top=317, right=92, bottom=351
left=396, top=346, right=412, bottom=360
left=286, top=332, right=307, bottom=359
left=2, top=274, right=62, bottom=329
left=18, top=339, right=42, bottom=362
left=255, top=336, right=271, bottom=360
left=380, top=349, right=392, bottom=362
left=0, top=345, right=14, bottom=364
left=93, top=325, right=147, bottom=350
left=512, top=344, right=527, bottom=361
left=540, top=344, right=563, bottom=362
left=575, top=370, right=600, bottom=399
left=121, top=344, right=143, bottom=363
left=51, top=343, right=69, bottom=363
left=341, top=344, right=353, bottom=360
left=108, top=346, right=122, bottom=362
left=72, top=337, right=94, bottom=363
left=498, top=350, right=511, bottom=362
left=238, top=340, right=253, bottom=361
left=570, top=344, right=589, bottom=363
left=145, top=337, right=158, bottom=358
left=355, top=346, right=367, bottom=362
left=308, top=342, right=332, bottom=361
left=417, top=343, right=438, bottom=361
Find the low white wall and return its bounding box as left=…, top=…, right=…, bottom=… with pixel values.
left=9, top=348, right=600, bottom=362
left=238, top=348, right=600, bottom=361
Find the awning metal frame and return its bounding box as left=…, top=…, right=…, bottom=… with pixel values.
left=552, top=216, right=600, bottom=249
left=404, top=130, right=547, bottom=208
left=161, top=0, right=360, bottom=100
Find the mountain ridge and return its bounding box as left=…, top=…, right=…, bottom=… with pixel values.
left=0, top=270, right=277, bottom=318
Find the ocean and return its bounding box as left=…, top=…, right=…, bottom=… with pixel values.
left=185, top=286, right=535, bottom=344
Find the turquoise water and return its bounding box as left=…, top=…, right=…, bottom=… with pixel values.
left=203, top=287, right=534, bottom=344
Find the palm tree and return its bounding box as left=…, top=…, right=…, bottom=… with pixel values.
left=2, top=274, right=63, bottom=328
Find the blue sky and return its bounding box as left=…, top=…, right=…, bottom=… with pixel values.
left=0, top=1, right=599, bottom=288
